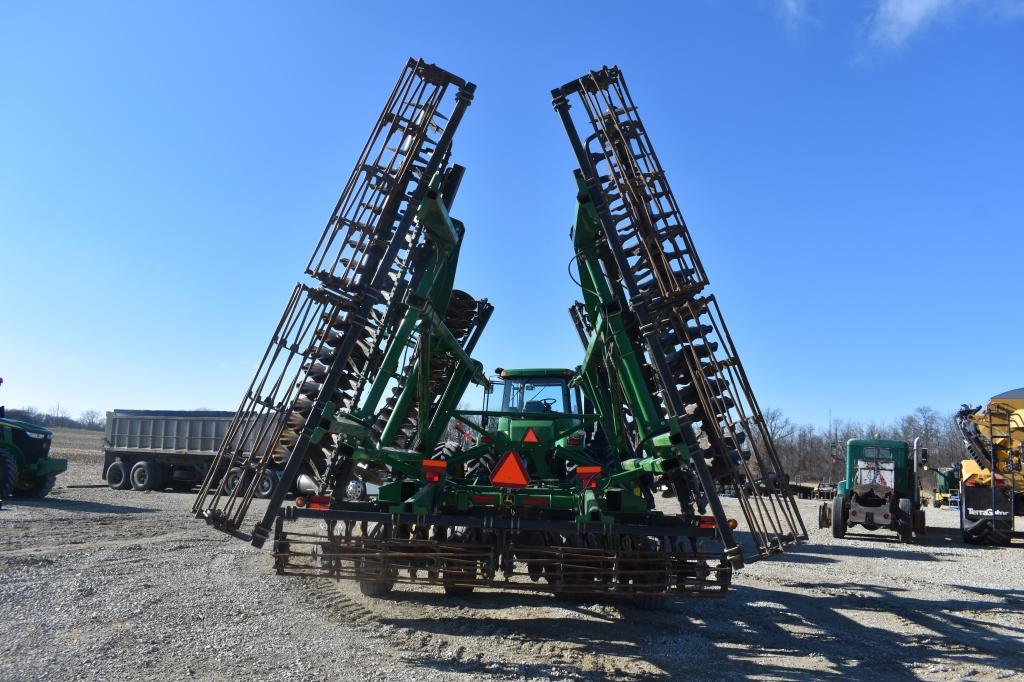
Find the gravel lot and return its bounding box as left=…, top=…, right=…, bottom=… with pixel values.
left=1, top=429, right=1023, bottom=681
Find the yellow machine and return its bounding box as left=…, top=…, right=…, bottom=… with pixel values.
left=955, top=389, right=1024, bottom=545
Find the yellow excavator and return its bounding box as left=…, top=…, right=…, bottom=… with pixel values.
left=955, top=388, right=1024, bottom=545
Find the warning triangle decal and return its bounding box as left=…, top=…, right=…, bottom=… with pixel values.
left=490, top=450, right=530, bottom=488
left=522, top=427, right=540, bottom=444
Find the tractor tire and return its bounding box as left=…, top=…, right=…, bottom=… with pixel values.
left=831, top=495, right=846, bottom=539
left=130, top=460, right=164, bottom=492
left=0, top=448, right=17, bottom=500
left=15, top=474, right=57, bottom=499
left=897, top=498, right=913, bottom=543
left=105, top=460, right=131, bottom=490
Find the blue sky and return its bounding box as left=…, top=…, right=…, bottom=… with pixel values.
left=1, top=1, right=1021, bottom=425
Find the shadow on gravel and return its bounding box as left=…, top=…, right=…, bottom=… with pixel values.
left=768, top=542, right=944, bottom=563
left=7, top=498, right=157, bottom=514
left=378, top=578, right=1024, bottom=681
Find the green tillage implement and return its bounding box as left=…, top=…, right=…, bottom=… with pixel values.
left=194, top=60, right=805, bottom=604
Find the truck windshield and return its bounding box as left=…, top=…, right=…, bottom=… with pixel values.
left=503, top=378, right=568, bottom=414
left=861, top=447, right=893, bottom=460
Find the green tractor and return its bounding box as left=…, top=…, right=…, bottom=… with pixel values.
left=818, top=438, right=927, bottom=542
left=0, top=379, right=68, bottom=504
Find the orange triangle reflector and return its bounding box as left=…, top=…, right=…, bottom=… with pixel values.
left=522, top=427, right=540, bottom=444
left=490, top=450, right=530, bottom=488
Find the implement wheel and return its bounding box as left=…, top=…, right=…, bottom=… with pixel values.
left=831, top=496, right=846, bottom=539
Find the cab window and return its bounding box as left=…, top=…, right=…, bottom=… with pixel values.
left=503, top=378, right=568, bottom=414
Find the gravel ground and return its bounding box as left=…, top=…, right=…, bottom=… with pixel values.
left=1, top=429, right=1023, bottom=681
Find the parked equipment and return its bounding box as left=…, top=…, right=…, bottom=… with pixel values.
left=192, top=60, right=804, bottom=603
left=0, top=379, right=67, bottom=502
left=930, top=466, right=959, bottom=508
left=955, top=389, right=1024, bottom=545
left=103, top=410, right=275, bottom=495
left=818, top=438, right=927, bottom=542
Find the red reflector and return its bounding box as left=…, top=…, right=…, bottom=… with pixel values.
left=471, top=494, right=496, bottom=504
left=576, top=465, right=602, bottom=489
left=522, top=428, right=540, bottom=444
left=883, top=513, right=890, bottom=520
left=524, top=496, right=550, bottom=506
left=490, top=451, right=530, bottom=488
left=698, top=515, right=716, bottom=529
left=851, top=510, right=858, bottom=516
left=422, top=459, right=446, bottom=483
left=567, top=437, right=582, bottom=446
left=309, top=495, right=331, bottom=510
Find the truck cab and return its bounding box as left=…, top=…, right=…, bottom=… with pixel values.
left=819, top=438, right=926, bottom=542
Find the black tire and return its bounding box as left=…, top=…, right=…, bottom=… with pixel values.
left=817, top=503, right=829, bottom=529
left=105, top=460, right=131, bottom=490
left=914, top=509, right=926, bottom=537
left=897, top=498, right=913, bottom=543
left=254, top=470, right=278, bottom=499
left=15, top=474, right=57, bottom=499
left=443, top=581, right=475, bottom=597
left=130, top=460, right=164, bottom=492
left=223, top=467, right=244, bottom=495
left=358, top=577, right=394, bottom=597
left=0, top=448, right=17, bottom=499
left=831, top=495, right=846, bottom=539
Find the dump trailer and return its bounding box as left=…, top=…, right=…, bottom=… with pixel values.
left=103, top=410, right=278, bottom=495
left=819, top=438, right=927, bottom=542
left=0, top=378, right=67, bottom=503
left=955, top=389, right=1024, bottom=545
left=192, top=60, right=804, bottom=604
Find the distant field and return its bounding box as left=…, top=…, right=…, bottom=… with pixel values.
left=50, top=427, right=104, bottom=464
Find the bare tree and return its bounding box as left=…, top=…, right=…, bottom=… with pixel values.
left=79, top=410, right=105, bottom=431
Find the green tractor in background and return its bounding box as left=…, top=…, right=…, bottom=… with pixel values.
left=0, top=378, right=68, bottom=504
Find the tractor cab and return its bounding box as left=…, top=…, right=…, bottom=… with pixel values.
left=457, top=367, right=593, bottom=482
left=495, top=368, right=584, bottom=448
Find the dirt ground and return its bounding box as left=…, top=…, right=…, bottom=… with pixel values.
left=1, top=429, right=1023, bottom=681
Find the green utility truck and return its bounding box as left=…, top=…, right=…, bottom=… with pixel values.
left=0, top=379, right=68, bottom=503
left=818, top=438, right=927, bottom=542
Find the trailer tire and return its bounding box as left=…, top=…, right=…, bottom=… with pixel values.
left=817, top=503, right=829, bottom=529
left=914, top=509, right=926, bottom=536
left=897, top=498, right=913, bottom=543
left=130, top=460, right=164, bottom=492
left=105, top=460, right=131, bottom=490
left=254, top=470, right=278, bottom=499
left=831, top=496, right=846, bottom=539
left=0, top=448, right=17, bottom=499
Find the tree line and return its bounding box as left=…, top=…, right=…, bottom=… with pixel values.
left=3, top=406, right=106, bottom=431
left=764, top=405, right=966, bottom=483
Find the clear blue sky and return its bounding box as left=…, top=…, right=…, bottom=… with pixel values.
left=1, top=1, right=1021, bottom=426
